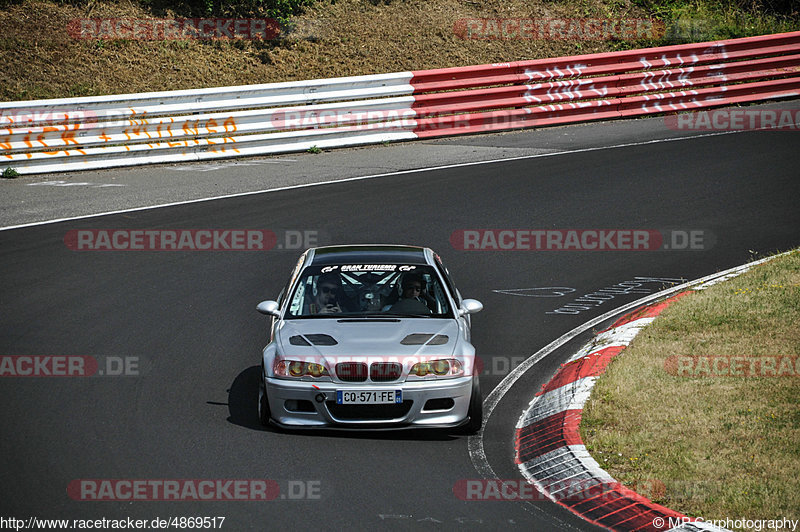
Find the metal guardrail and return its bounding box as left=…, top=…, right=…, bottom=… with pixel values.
left=2, top=31, right=799, bottom=174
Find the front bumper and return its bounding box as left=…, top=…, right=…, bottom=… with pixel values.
left=264, top=375, right=474, bottom=429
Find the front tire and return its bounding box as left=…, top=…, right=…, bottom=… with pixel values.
left=258, top=376, right=272, bottom=427
left=461, top=376, right=483, bottom=435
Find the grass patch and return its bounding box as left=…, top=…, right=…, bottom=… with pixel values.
left=1, top=0, right=798, bottom=102
left=580, top=250, right=800, bottom=527
left=635, top=0, right=799, bottom=43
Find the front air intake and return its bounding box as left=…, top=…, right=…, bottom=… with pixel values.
left=336, top=362, right=368, bottom=382
left=370, top=362, right=402, bottom=382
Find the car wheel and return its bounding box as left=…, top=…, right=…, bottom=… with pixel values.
left=461, top=376, right=483, bottom=435
left=258, top=376, right=272, bottom=427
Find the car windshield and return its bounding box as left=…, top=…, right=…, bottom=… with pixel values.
left=285, top=264, right=453, bottom=318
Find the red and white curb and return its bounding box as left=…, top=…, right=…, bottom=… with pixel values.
left=514, top=293, right=723, bottom=532
left=510, top=249, right=794, bottom=532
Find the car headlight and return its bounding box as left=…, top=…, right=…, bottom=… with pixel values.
left=408, top=358, right=464, bottom=378
left=273, top=359, right=330, bottom=378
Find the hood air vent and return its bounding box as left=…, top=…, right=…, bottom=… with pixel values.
left=289, top=334, right=338, bottom=346
left=400, top=334, right=449, bottom=345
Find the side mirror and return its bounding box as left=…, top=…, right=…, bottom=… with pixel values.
left=458, top=299, right=483, bottom=317
left=256, top=300, right=281, bottom=317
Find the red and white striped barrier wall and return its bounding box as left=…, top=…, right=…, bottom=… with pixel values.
left=2, top=31, right=799, bottom=174
left=514, top=293, right=732, bottom=532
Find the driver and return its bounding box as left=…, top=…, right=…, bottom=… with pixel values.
left=389, top=273, right=433, bottom=315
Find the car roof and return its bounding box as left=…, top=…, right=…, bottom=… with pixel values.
left=307, top=245, right=430, bottom=266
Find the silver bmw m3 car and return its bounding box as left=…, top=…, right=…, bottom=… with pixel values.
left=256, top=245, right=483, bottom=433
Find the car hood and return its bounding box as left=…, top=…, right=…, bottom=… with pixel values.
left=276, top=318, right=461, bottom=361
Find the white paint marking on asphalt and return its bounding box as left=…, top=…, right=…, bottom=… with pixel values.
left=492, top=287, right=576, bottom=298
left=26, top=180, right=126, bottom=188
left=166, top=160, right=296, bottom=172
left=28, top=181, right=89, bottom=187
left=0, top=128, right=758, bottom=232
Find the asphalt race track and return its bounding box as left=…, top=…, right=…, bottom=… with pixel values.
left=1, top=126, right=799, bottom=529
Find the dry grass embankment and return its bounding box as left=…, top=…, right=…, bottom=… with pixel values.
left=2, top=0, right=797, bottom=101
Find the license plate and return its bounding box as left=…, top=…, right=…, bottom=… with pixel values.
left=336, top=390, right=402, bottom=405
